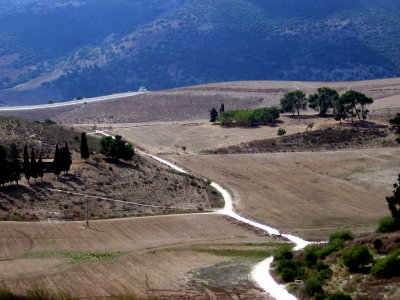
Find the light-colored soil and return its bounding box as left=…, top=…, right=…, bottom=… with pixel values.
left=164, top=147, right=400, bottom=240
left=0, top=214, right=279, bottom=298
left=94, top=115, right=340, bottom=155
left=2, top=78, right=400, bottom=124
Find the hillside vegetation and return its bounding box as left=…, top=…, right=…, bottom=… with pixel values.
left=1, top=0, right=400, bottom=104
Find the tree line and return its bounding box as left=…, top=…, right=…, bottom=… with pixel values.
left=280, top=88, right=374, bottom=122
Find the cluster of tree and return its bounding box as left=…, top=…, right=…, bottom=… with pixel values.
left=217, top=107, right=280, bottom=127
left=53, top=143, right=72, bottom=177
left=209, top=104, right=225, bottom=122
left=280, top=88, right=373, bottom=122
left=23, top=145, right=44, bottom=183
left=0, top=144, right=23, bottom=186
left=100, top=135, right=134, bottom=160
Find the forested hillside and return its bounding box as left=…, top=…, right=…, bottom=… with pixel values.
left=0, top=0, right=400, bottom=104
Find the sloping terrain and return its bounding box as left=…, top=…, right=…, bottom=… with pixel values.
left=2, top=78, right=400, bottom=124
left=0, top=214, right=282, bottom=299
left=1, top=0, right=400, bottom=104
left=0, top=116, right=99, bottom=157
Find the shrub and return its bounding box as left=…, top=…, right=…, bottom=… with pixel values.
left=303, top=245, right=319, bottom=267
left=318, top=239, right=345, bottom=259
left=218, top=107, right=280, bottom=127
left=371, top=249, right=400, bottom=278
left=281, top=267, right=297, bottom=282
left=273, top=244, right=293, bottom=261
left=302, top=277, right=323, bottom=297
left=276, top=258, right=300, bottom=273
left=373, top=238, right=383, bottom=250
left=376, top=216, right=400, bottom=233
left=327, top=292, right=352, bottom=300
left=0, top=289, right=14, bottom=300
left=342, top=245, right=372, bottom=272
left=329, top=230, right=354, bottom=242
left=26, top=286, right=51, bottom=300
left=277, top=128, right=286, bottom=136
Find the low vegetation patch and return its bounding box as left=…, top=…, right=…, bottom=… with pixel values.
left=203, top=127, right=391, bottom=154
left=217, top=107, right=280, bottom=127
left=21, top=250, right=126, bottom=262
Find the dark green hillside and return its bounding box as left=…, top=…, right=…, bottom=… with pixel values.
left=1, top=0, right=400, bottom=104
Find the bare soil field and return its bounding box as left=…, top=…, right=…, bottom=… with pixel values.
left=164, top=147, right=400, bottom=240
left=0, top=214, right=284, bottom=299
left=1, top=78, right=400, bottom=124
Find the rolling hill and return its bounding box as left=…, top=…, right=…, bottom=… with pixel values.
left=0, top=0, right=400, bottom=105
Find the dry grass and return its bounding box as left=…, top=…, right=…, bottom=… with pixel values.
left=0, top=214, right=281, bottom=298
left=164, top=147, right=400, bottom=240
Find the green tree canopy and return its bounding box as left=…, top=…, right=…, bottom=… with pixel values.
left=308, top=87, right=338, bottom=116
left=0, top=145, right=8, bottom=186
left=338, top=90, right=373, bottom=123
left=389, top=113, right=400, bottom=143
left=280, top=90, right=307, bottom=116
left=100, top=135, right=134, bottom=160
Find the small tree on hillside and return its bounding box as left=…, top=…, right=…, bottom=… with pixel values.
left=53, top=144, right=61, bottom=178
left=220, top=103, right=225, bottom=112
left=386, top=175, right=400, bottom=222
left=23, top=145, right=30, bottom=184
left=30, top=149, right=38, bottom=183
left=308, top=87, right=338, bottom=116
left=210, top=107, right=218, bottom=122
left=280, top=90, right=307, bottom=116
left=80, top=132, right=90, bottom=161
left=9, top=144, right=21, bottom=185
left=37, top=154, right=44, bottom=182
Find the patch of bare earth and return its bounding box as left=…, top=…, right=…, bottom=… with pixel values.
left=0, top=214, right=281, bottom=299
left=164, top=147, right=400, bottom=240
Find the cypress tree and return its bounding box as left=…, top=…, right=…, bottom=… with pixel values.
left=30, top=149, right=38, bottom=183
left=220, top=103, right=225, bottom=112
left=53, top=144, right=61, bottom=178
left=0, top=145, right=7, bottom=187
left=210, top=107, right=218, bottom=122
left=37, top=154, right=44, bottom=182
left=80, top=132, right=89, bottom=161
left=60, top=142, right=72, bottom=174
left=23, top=145, right=30, bottom=184
left=9, top=144, right=21, bottom=185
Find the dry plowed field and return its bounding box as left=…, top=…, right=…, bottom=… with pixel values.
left=0, top=213, right=281, bottom=298
left=164, top=147, right=400, bottom=240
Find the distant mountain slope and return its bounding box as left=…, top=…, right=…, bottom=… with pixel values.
left=0, top=0, right=400, bottom=105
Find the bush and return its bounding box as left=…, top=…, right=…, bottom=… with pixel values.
left=376, top=216, right=400, bottom=233
left=371, top=249, right=400, bottom=278
left=0, top=289, right=14, bottom=300
left=218, top=107, right=280, bottom=127
left=281, top=267, right=297, bottom=282
left=318, top=239, right=345, bottom=259
left=276, top=258, right=300, bottom=273
left=302, top=277, right=323, bottom=297
left=273, top=244, right=294, bottom=261
left=329, top=231, right=354, bottom=242
left=277, top=128, right=286, bottom=136
left=327, top=292, right=352, bottom=300
left=303, top=245, right=319, bottom=267
left=100, top=135, right=134, bottom=160
left=373, top=238, right=383, bottom=250
left=342, top=245, right=372, bottom=272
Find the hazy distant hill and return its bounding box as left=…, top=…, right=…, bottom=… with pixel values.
left=1, top=0, right=400, bottom=105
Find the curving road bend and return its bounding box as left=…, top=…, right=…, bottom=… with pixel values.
left=141, top=150, right=310, bottom=300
